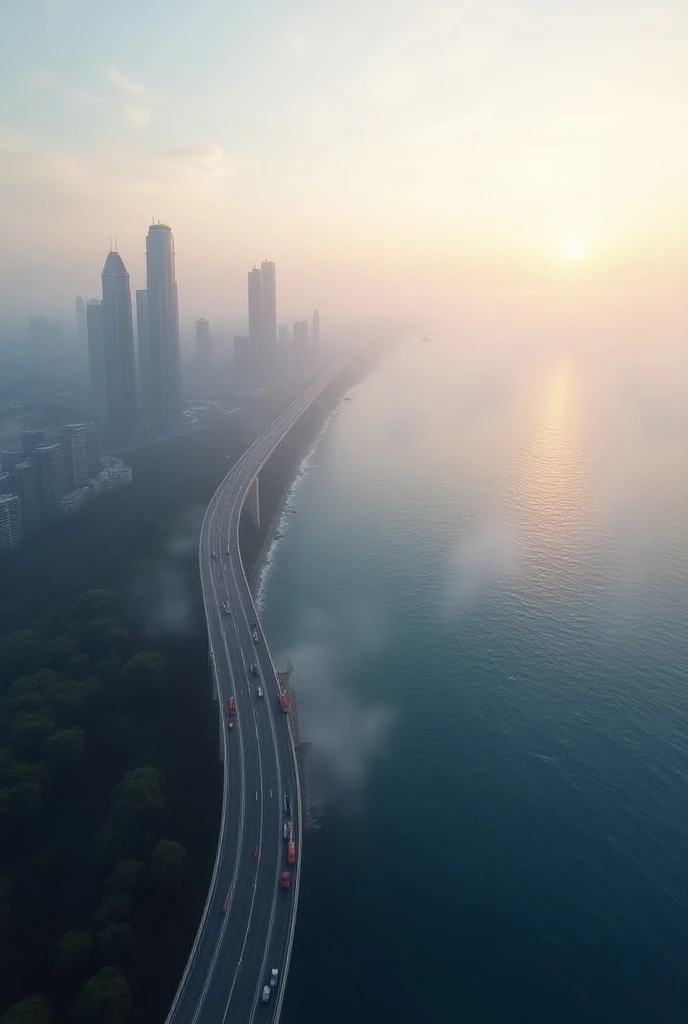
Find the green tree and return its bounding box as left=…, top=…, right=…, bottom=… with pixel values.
left=0, top=748, right=39, bottom=789
left=84, top=620, right=128, bottom=659
left=72, top=590, right=120, bottom=623
left=105, top=859, right=146, bottom=894
left=93, top=892, right=131, bottom=930
left=95, top=922, right=132, bottom=965
left=120, top=652, right=165, bottom=705
left=46, top=636, right=81, bottom=672
left=112, top=767, right=164, bottom=828
left=0, top=631, right=44, bottom=685
left=5, top=671, right=60, bottom=715
left=0, top=993, right=51, bottom=1024
left=94, top=827, right=129, bottom=872
left=44, top=678, right=101, bottom=725
left=72, top=967, right=130, bottom=1024
left=45, top=727, right=85, bottom=765
left=55, top=929, right=93, bottom=975
left=150, top=839, right=187, bottom=891
left=5, top=782, right=42, bottom=820
left=10, top=712, right=56, bottom=759
left=65, top=654, right=91, bottom=680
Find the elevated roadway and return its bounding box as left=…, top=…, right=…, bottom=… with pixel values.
left=165, top=372, right=335, bottom=1024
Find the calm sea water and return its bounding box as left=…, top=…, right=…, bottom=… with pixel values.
left=260, top=335, right=688, bottom=1024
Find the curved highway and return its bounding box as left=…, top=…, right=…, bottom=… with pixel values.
left=165, top=373, right=334, bottom=1024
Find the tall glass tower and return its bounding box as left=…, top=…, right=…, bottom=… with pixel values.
left=145, top=223, right=182, bottom=431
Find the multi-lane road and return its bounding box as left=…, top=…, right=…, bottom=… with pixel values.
left=165, top=373, right=335, bottom=1024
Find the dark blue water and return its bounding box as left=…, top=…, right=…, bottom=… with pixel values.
left=261, top=337, right=688, bottom=1023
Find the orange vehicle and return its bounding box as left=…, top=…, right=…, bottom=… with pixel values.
left=287, top=841, right=296, bottom=865
left=280, top=871, right=291, bottom=890
left=222, top=887, right=231, bottom=912
left=279, top=692, right=289, bottom=714
left=226, top=717, right=234, bottom=731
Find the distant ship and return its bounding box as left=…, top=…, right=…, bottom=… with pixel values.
left=421, top=335, right=433, bottom=344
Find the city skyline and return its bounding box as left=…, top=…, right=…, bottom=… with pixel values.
left=0, top=0, right=684, bottom=343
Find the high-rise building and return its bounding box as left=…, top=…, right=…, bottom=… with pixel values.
left=260, top=260, right=277, bottom=370
left=293, top=320, right=309, bottom=353
left=86, top=299, right=107, bottom=413
left=312, top=309, right=321, bottom=352
left=20, top=430, right=44, bottom=457
left=278, top=324, right=288, bottom=349
left=76, top=296, right=87, bottom=347
left=248, top=267, right=262, bottom=378
left=0, top=494, right=22, bottom=555
left=196, top=318, right=213, bottom=373
left=61, top=424, right=89, bottom=490
left=145, top=223, right=182, bottom=432
left=101, top=251, right=137, bottom=444
left=35, top=444, right=67, bottom=522
left=135, top=289, right=149, bottom=416
left=13, top=461, right=41, bottom=536
left=0, top=472, right=11, bottom=496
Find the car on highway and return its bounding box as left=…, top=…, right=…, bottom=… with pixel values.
left=252, top=629, right=260, bottom=643
left=250, top=662, right=260, bottom=677
left=226, top=717, right=234, bottom=730
left=256, top=686, right=264, bottom=698
left=283, top=791, right=291, bottom=815
left=270, top=968, right=279, bottom=988
left=280, top=871, right=291, bottom=890
left=253, top=845, right=260, bottom=861
left=212, top=551, right=218, bottom=559
left=227, top=695, right=236, bottom=714
left=261, top=986, right=271, bottom=1004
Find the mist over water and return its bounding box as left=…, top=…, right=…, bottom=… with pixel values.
left=261, top=331, right=688, bottom=1024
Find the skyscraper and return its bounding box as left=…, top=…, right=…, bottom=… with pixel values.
left=135, top=289, right=149, bottom=417
left=260, top=260, right=277, bottom=370
left=61, top=424, right=89, bottom=490
left=248, top=267, right=262, bottom=378
left=0, top=494, right=22, bottom=555
left=76, top=296, right=87, bottom=347
left=35, top=444, right=67, bottom=521
left=86, top=299, right=107, bottom=413
left=101, top=251, right=137, bottom=444
left=146, top=223, right=182, bottom=432
left=196, top=318, right=213, bottom=373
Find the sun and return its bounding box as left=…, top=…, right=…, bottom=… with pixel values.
left=563, top=242, right=586, bottom=262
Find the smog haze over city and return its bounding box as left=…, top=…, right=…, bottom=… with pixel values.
left=1, top=3, right=687, bottom=1024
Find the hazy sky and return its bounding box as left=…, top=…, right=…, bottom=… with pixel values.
left=1, top=0, right=686, bottom=328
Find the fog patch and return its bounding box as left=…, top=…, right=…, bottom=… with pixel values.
left=128, top=505, right=205, bottom=638
left=446, top=522, right=521, bottom=613
left=284, top=636, right=394, bottom=813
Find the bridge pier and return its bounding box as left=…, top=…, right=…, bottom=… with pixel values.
left=247, top=474, right=261, bottom=530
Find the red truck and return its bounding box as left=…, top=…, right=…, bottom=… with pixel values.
left=280, top=871, right=291, bottom=890
left=227, top=695, right=236, bottom=714
left=279, top=691, right=289, bottom=714
left=287, top=841, right=296, bottom=865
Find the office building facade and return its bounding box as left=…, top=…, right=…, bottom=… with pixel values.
left=145, top=223, right=182, bottom=432
left=196, top=318, right=213, bottom=373
left=0, top=494, right=22, bottom=555
left=61, top=423, right=90, bottom=490
left=35, top=444, right=67, bottom=521
left=260, top=260, right=277, bottom=370
left=101, top=251, right=137, bottom=444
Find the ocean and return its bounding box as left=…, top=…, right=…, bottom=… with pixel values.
left=259, top=334, right=688, bottom=1023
